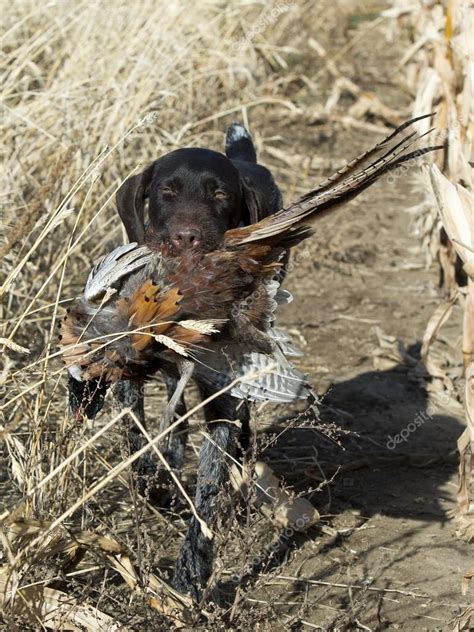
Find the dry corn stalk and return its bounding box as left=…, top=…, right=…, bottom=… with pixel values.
left=388, top=1, right=474, bottom=553
left=429, top=165, right=474, bottom=547
left=389, top=0, right=473, bottom=275
left=391, top=0, right=473, bottom=378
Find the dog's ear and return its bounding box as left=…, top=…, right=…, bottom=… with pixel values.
left=240, top=176, right=265, bottom=225
left=116, top=164, right=155, bottom=243
left=240, top=175, right=280, bottom=225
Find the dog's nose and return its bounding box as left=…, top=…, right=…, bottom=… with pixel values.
left=171, top=227, right=203, bottom=251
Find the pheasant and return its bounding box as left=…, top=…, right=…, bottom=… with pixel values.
left=59, top=114, right=440, bottom=598
left=62, top=113, right=439, bottom=410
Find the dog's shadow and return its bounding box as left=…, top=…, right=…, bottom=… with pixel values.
left=217, top=347, right=463, bottom=604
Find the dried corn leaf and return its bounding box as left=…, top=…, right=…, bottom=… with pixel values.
left=0, top=565, right=123, bottom=631
left=2, top=519, right=195, bottom=627
left=429, top=164, right=474, bottom=267
left=451, top=605, right=474, bottom=631
left=421, top=294, right=458, bottom=372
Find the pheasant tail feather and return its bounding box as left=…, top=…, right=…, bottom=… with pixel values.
left=224, top=113, right=442, bottom=247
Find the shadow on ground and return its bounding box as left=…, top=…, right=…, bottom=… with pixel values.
left=217, top=349, right=465, bottom=622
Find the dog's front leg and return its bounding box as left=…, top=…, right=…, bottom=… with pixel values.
left=172, top=386, right=248, bottom=601
left=114, top=379, right=157, bottom=495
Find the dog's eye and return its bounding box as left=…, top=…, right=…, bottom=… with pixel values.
left=214, top=189, right=228, bottom=199
left=160, top=186, right=175, bottom=196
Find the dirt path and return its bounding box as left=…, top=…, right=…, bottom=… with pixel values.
left=228, top=9, right=471, bottom=631
left=251, top=162, right=469, bottom=629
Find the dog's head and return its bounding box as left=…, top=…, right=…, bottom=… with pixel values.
left=116, top=148, right=264, bottom=254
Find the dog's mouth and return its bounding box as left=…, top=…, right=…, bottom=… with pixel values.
left=167, top=239, right=222, bottom=257
left=145, top=227, right=223, bottom=256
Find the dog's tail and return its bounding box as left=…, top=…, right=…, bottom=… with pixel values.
left=225, top=123, right=257, bottom=163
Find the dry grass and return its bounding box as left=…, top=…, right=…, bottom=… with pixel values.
left=0, top=2, right=330, bottom=628
left=2, top=0, right=467, bottom=628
